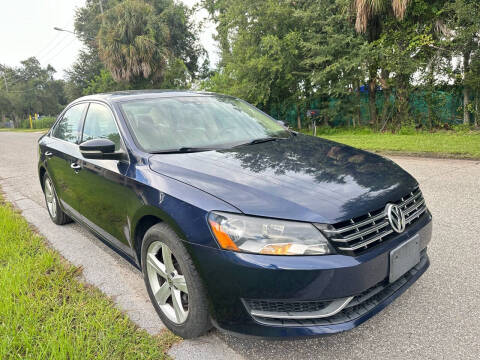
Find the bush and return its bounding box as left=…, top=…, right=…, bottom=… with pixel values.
left=19, top=116, right=56, bottom=129
left=397, top=125, right=417, bottom=135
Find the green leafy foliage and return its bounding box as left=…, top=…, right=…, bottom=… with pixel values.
left=95, top=0, right=203, bottom=86
left=0, top=58, right=67, bottom=125
left=201, top=0, right=309, bottom=111
left=201, top=0, right=480, bottom=130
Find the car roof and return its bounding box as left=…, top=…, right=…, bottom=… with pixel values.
left=73, top=90, right=229, bottom=104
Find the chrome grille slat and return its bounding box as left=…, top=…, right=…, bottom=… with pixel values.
left=337, top=230, right=394, bottom=251
left=404, top=198, right=425, bottom=215
left=331, top=220, right=389, bottom=243
left=328, top=187, right=428, bottom=254
left=400, top=190, right=422, bottom=207
left=406, top=205, right=427, bottom=223
left=324, top=212, right=386, bottom=234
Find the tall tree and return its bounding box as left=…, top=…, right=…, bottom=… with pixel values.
left=374, top=1, right=449, bottom=129
left=201, top=0, right=311, bottom=127
left=352, top=0, right=411, bottom=129
left=298, top=0, right=366, bottom=128
left=65, top=0, right=117, bottom=100
left=96, top=0, right=203, bottom=87
left=353, top=0, right=410, bottom=33
left=445, top=0, right=480, bottom=125
left=65, top=48, right=104, bottom=100
left=97, top=0, right=167, bottom=83
left=67, top=0, right=204, bottom=95
left=0, top=58, right=67, bottom=123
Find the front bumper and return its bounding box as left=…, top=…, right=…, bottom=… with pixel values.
left=187, top=212, right=432, bottom=338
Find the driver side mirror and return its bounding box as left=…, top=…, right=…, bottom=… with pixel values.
left=80, top=139, right=125, bottom=160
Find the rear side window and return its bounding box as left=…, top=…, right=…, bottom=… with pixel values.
left=82, top=103, right=121, bottom=151
left=53, top=103, right=87, bottom=143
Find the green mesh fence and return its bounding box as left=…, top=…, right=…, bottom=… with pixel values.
left=267, top=90, right=464, bottom=128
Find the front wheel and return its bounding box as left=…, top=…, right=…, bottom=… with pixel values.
left=141, top=223, right=211, bottom=338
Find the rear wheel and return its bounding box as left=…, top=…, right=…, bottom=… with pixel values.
left=141, top=223, right=211, bottom=338
left=43, top=174, right=71, bottom=225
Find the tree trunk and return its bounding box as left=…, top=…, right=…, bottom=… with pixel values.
left=463, top=51, right=471, bottom=125
left=323, top=115, right=329, bottom=127
left=13, top=114, right=20, bottom=128
left=475, top=94, right=479, bottom=127
left=427, top=104, right=432, bottom=130
left=396, top=85, right=409, bottom=128
left=354, top=80, right=360, bottom=127
left=393, top=73, right=411, bottom=129
left=463, top=88, right=471, bottom=125
left=296, top=105, right=301, bottom=130
left=427, top=64, right=435, bottom=129
left=368, top=72, right=377, bottom=130
left=379, top=70, right=390, bottom=129
left=381, top=88, right=391, bottom=130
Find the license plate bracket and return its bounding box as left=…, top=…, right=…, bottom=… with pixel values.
left=389, top=235, right=420, bottom=283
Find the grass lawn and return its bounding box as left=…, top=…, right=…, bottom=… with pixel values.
left=0, top=128, right=49, bottom=133
left=305, top=127, right=480, bottom=159
left=0, top=195, right=179, bottom=359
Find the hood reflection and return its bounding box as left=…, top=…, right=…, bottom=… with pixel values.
left=149, top=134, right=417, bottom=222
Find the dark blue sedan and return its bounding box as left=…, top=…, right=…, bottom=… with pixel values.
left=37, top=91, right=432, bottom=338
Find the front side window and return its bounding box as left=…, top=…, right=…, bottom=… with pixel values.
left=119, top=96, right=290, bottom=153
left=53, top=103, right=87, bottom=143
left=82, top=103, right=121, bottom=151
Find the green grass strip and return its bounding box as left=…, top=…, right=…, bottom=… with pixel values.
left=0, top=196, right=179, bottom=359
left=302, top=127, right=480, bottom=159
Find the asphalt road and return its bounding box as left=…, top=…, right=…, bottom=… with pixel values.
left=0, top=131, right=479, bottom=360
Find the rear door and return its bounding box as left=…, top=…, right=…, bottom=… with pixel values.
left=44, top=103, right=88, bottom=210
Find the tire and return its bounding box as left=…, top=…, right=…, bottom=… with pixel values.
left=141, top=223, right=211, bottom=338
left=43, top=173, right=71, bottom=225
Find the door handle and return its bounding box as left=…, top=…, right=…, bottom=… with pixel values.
left=45, top=151, right=53, bottom=157
left=70, top=163, right=82, bottom=171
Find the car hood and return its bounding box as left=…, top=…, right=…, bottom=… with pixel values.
left=148, top=134, right=418, bottom=223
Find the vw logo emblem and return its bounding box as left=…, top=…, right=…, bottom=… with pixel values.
left=386, top=204, right=406, bottom=233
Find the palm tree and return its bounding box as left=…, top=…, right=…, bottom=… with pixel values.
left=353, top=0, right=410, bottom=33
left=352, top=0, right=410, bottom=129
left=97, top=0, right=168, bottom=83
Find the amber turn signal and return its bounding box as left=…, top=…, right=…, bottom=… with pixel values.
left=208, top=220, right=240, bottom=251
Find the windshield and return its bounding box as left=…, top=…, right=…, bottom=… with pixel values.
left=119, top=96, right=290, bottom=153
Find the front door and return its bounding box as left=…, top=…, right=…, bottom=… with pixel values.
left=75, top=102, right=135, bottom=257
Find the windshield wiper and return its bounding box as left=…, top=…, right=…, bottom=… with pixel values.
left=248, top=137, right=280, bottom=145
left=238, top=136, right=291, bottom=147
left=150, top=147, right=217, bottom=154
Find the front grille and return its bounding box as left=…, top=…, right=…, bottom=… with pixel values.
left=246, top=250, right=427, bottom=327
left=324, top=187, right=428, bottom=255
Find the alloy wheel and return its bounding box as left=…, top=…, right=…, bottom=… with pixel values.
left=44, top=177, right=57, bottom=218
left=146, top=241, right=189, bottom=324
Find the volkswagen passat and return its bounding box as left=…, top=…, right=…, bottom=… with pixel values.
left=38, top=91, right=432, bottom=338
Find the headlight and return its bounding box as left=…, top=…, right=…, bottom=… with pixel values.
left=208, top=211, right=333, bottom=255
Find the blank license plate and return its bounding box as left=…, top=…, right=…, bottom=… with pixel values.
left=389, top=235, right=420, bottom=283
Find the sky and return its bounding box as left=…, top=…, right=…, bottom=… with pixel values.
left=0, top=0, right=218, bottom=80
